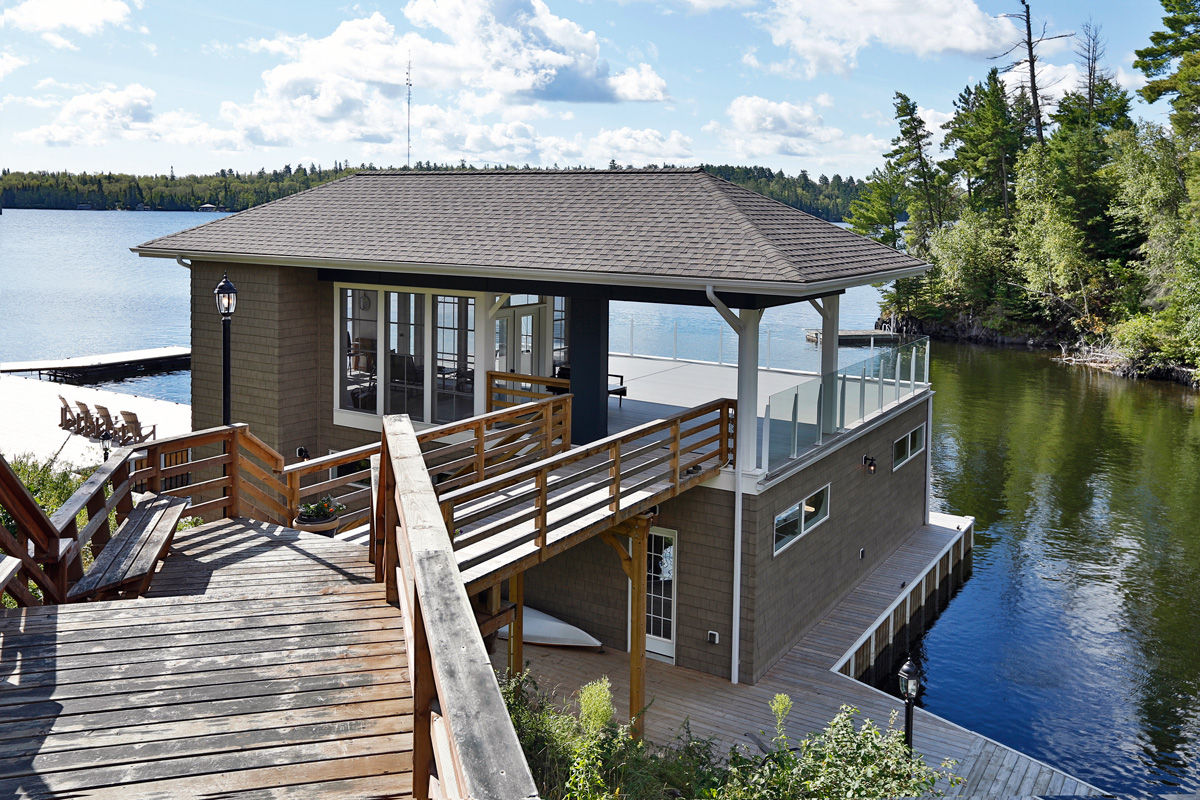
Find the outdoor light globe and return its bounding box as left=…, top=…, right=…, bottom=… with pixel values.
left=899, top=658, right=919, bottom=699
left=214, top=274, right=238, bottom=316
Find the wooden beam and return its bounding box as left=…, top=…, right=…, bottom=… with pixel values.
left=600, top=532, right=633, bottom=580
left=507, top=573, right=524, bottom=676
left=628, top=517, right=648, bottom=739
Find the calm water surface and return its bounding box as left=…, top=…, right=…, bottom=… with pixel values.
left=918, top=343, right=1200, bottom=795
left=0, top=209, right=224, bottom=403
left=4, top=210, right=1199, bottom=794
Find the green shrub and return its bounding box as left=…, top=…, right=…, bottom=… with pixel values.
left=501, top=672, right=962, bottom=799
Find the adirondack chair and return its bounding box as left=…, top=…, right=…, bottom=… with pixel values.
left=94, top=405, right=127, bottom=443
left=119, top=410, right=156, bottom=443
left=73, top=401, right=98, bottom=438
left=58, top=395, right=81, bottom=432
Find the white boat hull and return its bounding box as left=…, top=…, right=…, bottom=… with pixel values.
left=497, top=606, right=602, bottom=649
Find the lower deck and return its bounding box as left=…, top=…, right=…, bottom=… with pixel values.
left=0, top=519, right=414, bottom=800
left=498, top=514, right=1104, bottom=797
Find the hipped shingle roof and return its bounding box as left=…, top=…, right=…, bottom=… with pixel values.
left=134, top=168, right=928, bottom=294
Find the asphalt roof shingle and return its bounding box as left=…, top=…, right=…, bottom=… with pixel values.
left=134, top=168, right=928, bottom=291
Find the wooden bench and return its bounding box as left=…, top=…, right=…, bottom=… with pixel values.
left=66, top=493, right=189, bottom=602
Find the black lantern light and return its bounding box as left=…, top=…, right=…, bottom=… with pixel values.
left=863, top=455, right=877, bottom=475
left=214, top=273, right=237, bottom=425
left=898, top=657, right=919, bottom=753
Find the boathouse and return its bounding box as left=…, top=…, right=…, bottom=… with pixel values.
left=0, top=168, right=1103, bottom=798
left=133, top=168, right=963, bottom=685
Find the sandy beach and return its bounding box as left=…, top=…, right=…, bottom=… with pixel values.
left=0, top=374, right=191, bottom=468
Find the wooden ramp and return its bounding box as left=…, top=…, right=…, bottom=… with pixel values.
left=504, top=516, right=1105, bottom=797
left=0, top=518, right=414, bottom=799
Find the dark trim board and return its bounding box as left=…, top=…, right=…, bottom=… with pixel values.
left=314, top=268, right=834, bottom=310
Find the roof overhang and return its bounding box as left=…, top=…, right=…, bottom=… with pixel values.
left=131, top=246, right=932, bottom=302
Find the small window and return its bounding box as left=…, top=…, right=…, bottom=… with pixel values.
left=894, top=423, right=926, bottom=470
left=774, top=484, right=831, bottom=555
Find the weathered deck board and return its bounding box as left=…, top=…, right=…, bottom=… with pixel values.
left=501, top=514, right=1104, bottom=797
left=0, top=518, right=414, bottom=799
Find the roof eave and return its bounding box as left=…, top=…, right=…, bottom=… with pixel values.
left=131, top=246, right=931, bottom=299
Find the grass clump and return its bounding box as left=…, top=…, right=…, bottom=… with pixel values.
left=500, top=672, right=962, bottom=799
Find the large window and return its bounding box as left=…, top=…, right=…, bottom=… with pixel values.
left=893, top=423, right=926, bottom=470
left=552, top=296, right=569, bottom=371
left=340, top=289, right=378, bottom=412
left=336, top=285, right=477, bottom=427
left=385, top=291, right=424, bottom=420
left=774, top=484, right=831, bottom=555
left=434, top=295, right=475, bottom=423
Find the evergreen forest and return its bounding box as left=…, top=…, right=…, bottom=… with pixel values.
left=0, top=162, right=861, bottom=222
left=846, top=1, right=1200, bottom=378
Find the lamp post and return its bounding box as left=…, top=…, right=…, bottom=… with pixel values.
left=100, top=430, right=112, bottom=461
left=898, top=657, right=920, bottom=754
left=214, top=273, right=238, bottom=426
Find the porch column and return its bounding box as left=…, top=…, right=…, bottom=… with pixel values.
left=820, top=294, right=839, bottom=435
left=567, top=296, right=609, bottom=444
left=736, top=308, right=762, bottom=470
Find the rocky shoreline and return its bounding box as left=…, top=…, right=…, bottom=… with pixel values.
left=877, top=315, right=1198, bottom=388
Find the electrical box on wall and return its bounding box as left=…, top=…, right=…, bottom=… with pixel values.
left=707, top=630, right=719, bottom=644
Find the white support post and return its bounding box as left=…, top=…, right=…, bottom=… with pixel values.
left=819, top=295, right=839, bottom=435
left=736, top=309, right=761, bottom=471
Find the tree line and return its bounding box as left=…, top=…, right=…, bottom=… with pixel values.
left=0, top=161, right=862, bottom=222
left=847, top=0, right=1200, bottom=378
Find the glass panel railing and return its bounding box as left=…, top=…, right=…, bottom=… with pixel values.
left=765, top=338, right=930, bottom=473
left=764, top=376, right=823, bottom=472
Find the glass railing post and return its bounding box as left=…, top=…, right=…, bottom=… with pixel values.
left=673, top=321, right=678, bottom=360
left=814, top=385, right=823, bottom=446
left=859, top=363, right=866, bottom=422
left=790, top=391, right=799, bottom=458
left=909, top=344, right=917, bottom=394
left=763, top=400, right=772, bottom=469
left=924, top=339, right=930, bottom=384
left=629, top=318, right=634, bottom=356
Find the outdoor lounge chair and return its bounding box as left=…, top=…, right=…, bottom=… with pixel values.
left=58, top=395, right=82, bottom=432
left=119, top=410, right=156, bottom=444
left=73, top=401, right=98, bottom=438
left=94, top=405, right=127, bottom=444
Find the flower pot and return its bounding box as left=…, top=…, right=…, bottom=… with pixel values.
left=292, top=516, right=340, bottom=534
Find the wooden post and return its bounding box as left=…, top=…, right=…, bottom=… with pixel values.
left=286, top=471, right=301, bottom=524
left=411, top=593, right=435, bottom=800
left=85, top=490, right=110, bottom=553
left=113, top=459, right=134, bottom=525
left=629, top=517, right=648, bottom=738
left=609, top=442, right=621, bottom=512
left=474, top=418, right=486, bottom=483
left=508, top=572, right=524, bottom=676
left=669, top=419, right=681, bottom=488
left=382, top=450, right=399, bottom=604
left=535, top=469, right=548, bottom=557
left=227, top=427, right=242, bottom=518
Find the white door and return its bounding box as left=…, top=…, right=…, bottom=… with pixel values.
left=494, top=307, right=542, bottom=376
left=645, top=527, right=677, bottom=661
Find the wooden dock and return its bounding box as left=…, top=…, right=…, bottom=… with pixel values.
left=502, top=514, right=1105, bottom=797
left=805, top=329, right=899, bottom=346
left=0, top=518, right=415, bottom=799
left=0, top=346, right=190, bottom=383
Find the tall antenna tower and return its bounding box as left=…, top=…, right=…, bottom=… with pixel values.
left=406, top=56, right=412, bottom=168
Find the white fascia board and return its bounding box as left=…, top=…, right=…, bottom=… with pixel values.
left=131, top=247, right=931, bottom=300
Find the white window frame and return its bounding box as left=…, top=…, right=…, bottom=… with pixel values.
left=892, top=422, right=926, bottom=471
left=332, top=282, right=487, bottom=432
left=773, top=482, right=831, bottom=557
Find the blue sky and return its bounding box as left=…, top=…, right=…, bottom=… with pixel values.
left=0, top=0, right=1172, bottom=179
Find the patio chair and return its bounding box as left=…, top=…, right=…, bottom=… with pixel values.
left=119, top=410, right=156, bottom=444
left=58, top=395, right=82, bottom=432
left=94, top=405, right=128, bottom=444
left=73, top=401, right=98, bottom=438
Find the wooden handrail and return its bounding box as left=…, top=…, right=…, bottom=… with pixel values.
left=486, top=370, right=570, bottom=412
left=381, top=415, right=539, bottom=800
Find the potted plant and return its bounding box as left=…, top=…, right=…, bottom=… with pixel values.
left=292, top=495, right=346, bottom=534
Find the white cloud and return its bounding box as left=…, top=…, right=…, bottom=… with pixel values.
left=814, top=92, right=833, bottom=108
left=706, top=95, right=843, bottom=159
left=609, top=63, right=667, bottom=101
left=1001, top=61, right=1081, bottom=114
left=756, top=0, right=1018, bottom=78
left=0, top=0, right=130, bottom=36
left=40, top=32, right=77, bottom=50
left=16, top=83, right=238, bottom=150
left=919, top=106, right=953, bottom=150
left=1116, top=55, right=1148, bottom=93
left=677, top=0, right=753, bottom=10
left=0, top=52, right=28, bottom=80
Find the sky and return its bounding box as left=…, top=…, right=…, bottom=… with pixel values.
left=0, top=0, right=1173, bottom=180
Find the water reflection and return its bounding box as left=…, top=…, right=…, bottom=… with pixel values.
left=918, top=342, right=1200, bottom=795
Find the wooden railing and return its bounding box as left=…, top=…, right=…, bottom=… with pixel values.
left=486, top=369, right=569, bottom=411
left=277, top=395, right=572, bottom=538
left=440, top=398, right=736, bottom=592
left=379, top=415, right=540, bottom=800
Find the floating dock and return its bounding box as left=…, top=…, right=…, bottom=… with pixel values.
left=805, top=329, right=900, bottom=346
left=0, top=347, right=190, bottom=383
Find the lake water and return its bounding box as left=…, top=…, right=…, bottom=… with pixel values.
left=2, top=209, right=1197, bottom=794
